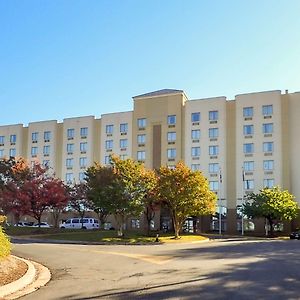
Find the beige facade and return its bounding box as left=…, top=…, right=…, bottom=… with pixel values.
left=1, top=88, right=300, bottom=233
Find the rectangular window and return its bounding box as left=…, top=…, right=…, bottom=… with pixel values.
left=191, top=147, right=200, bottom=157
left=105, top=140, right=113, bottom=149
left=191, top=164, right=201, bottom=171
left=191, top=129, right=200, bottom=140
left=0, top=136, right=4, bottom=144
left=137, top=134, right=146, bottom=144
left=262, top=123, right=273, bottom=134
left=32, top=132, right=38, bottom=142
left=120, top=123, right=128, bottom=133
left=120, top=154, right=127, bottom=160
left=10, top=134, right=16, bottom=143
left=79, top=157, right=87, bottom=168
left=104, top=156, right=110, bottom=164
left=0, top=149, right=4, bottom=158
left=209, top=163, right=219, bottom=173
left=80, top=142, right=87, bottom=152
left=167, top=148, right=176, bottom=159
left=264, top=179, right=274, bottom=188
left=67, top=143, right=74, bottom=154
left=106, top=124, right=114, bottom=134
left=67, top=128, right=75, bottom=139
left=79, top=172, right=86, bottom=182
left=9, top=148, right=16, bottom=157
left=138, top=118, right=146, bottom=128
left=244, top=143, right=254, bottom=153
left=209, top=128, right=219, bottom=138
left=43, top=145, right=50, bottom=155
left=209, top=181, right=219, bottom=191
left=209, top=145, right=219, bottom=156
left=120, top=139, right=128, bottom=148
left=31, top=147, right=38, bottom=156
left=243, top=107, right=253, bottom=117
left=65, top=173, right=73, bottom=184
left=209, top=111, right=218, bottom=121
left=244, top=179, right=254, bottom=190
left=262, top=105, right=273, bottom=116
left=263, top=142, right=273, bottom=153
left=244, top=161, right=254, bottom=171
left=80, top=127, right=88, bottom=137
left=66, top=158, right=74, bottom=167
left=137, top=151, right=146, bottom=161
left=44, top=131, right=51, bottom=141
left=243, top=125, right=254, bottom=135
left=167, top=132, right=176, bottom=142
left=191, top=112, right=200, bottom=122
left=167, top=115, right=176, bottom=125
left=263, top=160, right=274, bottom=170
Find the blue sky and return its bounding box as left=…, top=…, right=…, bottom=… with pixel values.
left=1, top=0, right=300, bottom=126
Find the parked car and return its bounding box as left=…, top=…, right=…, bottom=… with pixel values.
left=33, top=222, right=51, bottom=228
left=60, top=218, right=99, bottom=230
left=15, top=221, right=34, bottom=227
left=290, top=231, right=300, bottom=240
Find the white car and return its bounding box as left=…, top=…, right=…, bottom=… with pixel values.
left=60, top=218, right=99, bottom=230
left=33, top=222, right=51, bottom=228
left=15, top=221, right=34, bottom=227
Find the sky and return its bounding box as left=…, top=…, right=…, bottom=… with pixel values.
left=1, top=0, right=300, bottom=126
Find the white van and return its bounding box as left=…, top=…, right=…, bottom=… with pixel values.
left=60, top=218, right=99, bottom=230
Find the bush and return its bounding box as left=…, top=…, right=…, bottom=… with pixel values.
left=0, top=216, right=11, bottom=259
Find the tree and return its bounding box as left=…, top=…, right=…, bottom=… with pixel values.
left=243, top=186, right=299, bottom=236
left=158, top=162, right=217, bottom=238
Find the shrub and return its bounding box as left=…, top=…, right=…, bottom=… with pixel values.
left=0, top=216, right=11, bottom=259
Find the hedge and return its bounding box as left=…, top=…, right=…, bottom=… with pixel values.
left=0, top=216, right=11, bottom=259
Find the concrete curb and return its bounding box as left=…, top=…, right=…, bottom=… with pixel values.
left=0, top=256, right=51, bottom=300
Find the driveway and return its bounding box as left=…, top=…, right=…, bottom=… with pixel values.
left=12, top=238, right=300, bottom=299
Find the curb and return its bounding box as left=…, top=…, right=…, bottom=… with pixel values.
left=0, top=256, right=51, bottom=300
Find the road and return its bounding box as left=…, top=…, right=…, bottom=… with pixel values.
left=12, top=238, right=300, bottom=300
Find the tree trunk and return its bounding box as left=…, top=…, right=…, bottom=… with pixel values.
left=268, top=218, right=274, bottom=237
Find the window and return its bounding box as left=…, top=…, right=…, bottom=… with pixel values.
left=243, top=125, right=254, bottom=135
left=209, top=145, right=219, bottom=156
left=79, top=172, right=86, bottom=182
left=106, top=124, right=113, bottom=134
left=138, top=118, right=146, bottom=128
left=120, top=139, right=128, bottom=148
left=209, top=111, right=218, bottom=121
left=209, top=128, right=219, bottom=138
left=119, top=154, right=127, bottom=160
left=243, top=107, right=253, bottom=117
left=0, top=149, right=4, bottom=158
left=191, top=130, right=200, bottom=140
left=105, top=140, right=113, bottom=149
left=262, top=105, right=273, bottom=116
left=32, top=132, right=38, bottom=142
left=264, top=179, right=274, bottom=188
left=209, top=181, right=219, bottom=191
left=244, top=180, right=254, bottom=190
left=131, top=219, right=140, bottom=229
left=191, top=164, right=201, bottom=171
left=167, top=132, right=176, bottom=142
left=67, top=128, right=75, bottom=139
left=244, top=161, right=254, bottom=171
left=191, top=147, right=200, bottom=157
left=263, top=123, right=273, bottom=134
left=137, top=151, right=146, bottom=161
left=209, top=163, right=219, bottom=173
left=80, top=127, right=88, bottom=137
left=9, top=148, right=16, bottom=157
left=79, top=157, right=87, bottom=168
left=137, top=134, right=146, bottom=144
left=44, top=131, right=51, bottom=141
left=80, top=142, right=87, bottom=152
left=67, top=143, right=74, bottom=154
left=43, top=160, right=50, bottom=167
left=66, top=158, right=73, bottom=167
left=10, top=134, right=16, bottom=143
left=0, top=136, right=4, bottom=144
left=104, top=156, right=110, bottom=164
left=65, top=173, right=73, bottom=184
left=244, top=143, right=254, bottom=153
left=167, top=115, right=176, bottom=125
left=191, top=112, right=200, bottom=122
left=43, top=145, right=50, bottom=155
left=263, top=142, right=273, bottom=153
left=120, top=123, right=128, bottom=133
left=167, top=149, right=176, bottom=159
left=31, top=147, right=38, bottom=156
left=263, top=160, right=274, bottom=170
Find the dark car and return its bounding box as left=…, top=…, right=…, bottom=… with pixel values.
left=290, top=231, right=300, bottom=240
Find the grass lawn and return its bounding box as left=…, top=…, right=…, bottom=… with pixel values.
left=4, top=226, right=208, bottom=244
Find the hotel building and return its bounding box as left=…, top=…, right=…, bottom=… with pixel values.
left=1, top=89, right=300, bottom=233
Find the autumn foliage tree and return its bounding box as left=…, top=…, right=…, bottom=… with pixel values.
left=158, top=162, right=217, bottom=238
